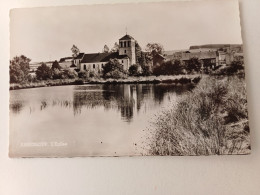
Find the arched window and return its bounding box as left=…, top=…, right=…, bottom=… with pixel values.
left=122, top=60, right=124, bottom=63
left=84, top=64, right=86, bottom=70
left=124, top=42, right=126, bottom=47
left=124, top=50, right=126, bottom=54
left=93, top=64, right=95, bottom=69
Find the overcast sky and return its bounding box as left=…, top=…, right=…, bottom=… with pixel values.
left=10, top=0, right=242, bottom=62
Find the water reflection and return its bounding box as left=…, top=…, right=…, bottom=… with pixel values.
left=10, top=83, right=194, bottom=122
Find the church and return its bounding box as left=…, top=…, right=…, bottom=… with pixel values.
left=73, top=34, right=137, bottom=72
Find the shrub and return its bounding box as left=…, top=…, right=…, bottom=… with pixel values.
left=61, top=68, right=78, bottom=79
left=74, top=79, right=84, bottom=85
left=89, top=70, right=100, bottom=78
left=105, top=69, right=127, bottom=79
left=78, top=71, right=89, bottom=79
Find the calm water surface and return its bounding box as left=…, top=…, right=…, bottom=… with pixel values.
left=9, top=84, right=192, bottom=157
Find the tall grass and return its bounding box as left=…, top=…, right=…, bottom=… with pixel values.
left=148, top=76, right=250, bottom=155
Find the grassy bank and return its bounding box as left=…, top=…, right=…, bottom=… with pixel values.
left=9, top=79, right=78, bottom=90
left=147, top=75, right=250, bottom=155
left=10, top=75, right=201, bottom=90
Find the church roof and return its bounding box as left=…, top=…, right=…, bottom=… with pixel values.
left=75, top=52, right=85, bottom=59
left=119, top=34, right=134, bottom=40
left=81, top=52, right=128, bottom=63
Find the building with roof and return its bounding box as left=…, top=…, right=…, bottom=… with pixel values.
left=181, top=51, right=217, bottom=68
left=75, top=34, right=136, bottom=72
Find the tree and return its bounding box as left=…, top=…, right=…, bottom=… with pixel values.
left=129, top=64, right=139, bottom=76
left=103, top=45, right=110, bottom=53
left=36, top=63, right=52, bottom=80
left=185, top=57, right=202, bottom=73
left=153, top=60, right=184, bottom=76
left=135, top=41, right=142, bottom=64
left=145, top=43, right=164, bottom=64
left=10, top=55, right=31, bottom=83
left=172, top=60, right=183, bottom=75
left=138, top=52, right=152, bottom=76
left=103, top=59, right=127, bottom=79
left=110, top=42, right=119, bottom=52
left=51, top=60, right=62, bottom=70
left=52, top=68, right=62, bottom=79
left=71, top=45, right=80, bottom=58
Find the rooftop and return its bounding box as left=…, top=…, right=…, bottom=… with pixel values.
left=81, top=52, right=128, bottom=63
left=119, top=34, right=134, bottom=41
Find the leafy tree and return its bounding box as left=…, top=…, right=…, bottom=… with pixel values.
left=137, top=52, right=152, bottom=76
left=145, top=43, right=164, bottom=64
left=103, top=45, right=110, bottom=53
left=52, top=68, right=62, bottom=79
left=218, top=59, right=244, bottom=76
left=110, top=42, right=119, bottom=52
left=129, top=64, right=140, bottom=76
left=71, top=45, right=80, bottom=58
left=9, top=55, right=31, bottom=83
left=135, top=41, right=142, bottom=64
left=103, top=59, right=126, bottom=79
left=51, top=60, right=62, bottom=70
left=172, top=60, right=183, bottom=75
left=153, top=60, right=183, bottom=76
left=36, top=63, right=52, bottom=80
left=185, top=57, right=202, bottom=73
left=141, top=64, right=152, bottom=76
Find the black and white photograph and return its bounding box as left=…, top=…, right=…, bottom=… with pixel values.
left=9, top=0, right=250, bottom=157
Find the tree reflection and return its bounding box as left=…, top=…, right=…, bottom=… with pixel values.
left=9, top=84, right=194, bottom=120
left=72, top=83, right=193, bottom=121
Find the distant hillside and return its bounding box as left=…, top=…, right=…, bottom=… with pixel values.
left=190, top=44, right=242, bottom=50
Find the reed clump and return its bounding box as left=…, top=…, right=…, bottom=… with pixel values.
left=148, top=76, right=250, bottom=155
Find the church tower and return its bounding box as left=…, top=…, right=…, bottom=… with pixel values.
left=119, top=34, right=136, bottom=65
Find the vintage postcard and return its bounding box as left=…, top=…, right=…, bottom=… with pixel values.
left=9, top=0, right=250, bottom=157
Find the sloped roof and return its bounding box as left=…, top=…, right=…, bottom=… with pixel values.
left=181, top=51, right=217, bottom=61
left=81, top=52, right=128, bottom=63
left=119, top=34, right=134, bottom=40
left=75, top=53, right=85, bottom=59
left=59, top=57, right=73, bottom=62
left=70, top=64, right=77, bottom=67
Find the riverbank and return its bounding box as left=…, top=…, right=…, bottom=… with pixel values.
left=9, top=75, right=201, bottom=90
left=147, top=75, right=250, bottom=155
